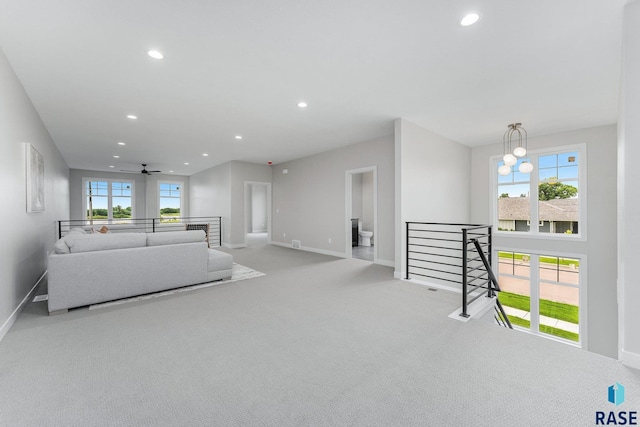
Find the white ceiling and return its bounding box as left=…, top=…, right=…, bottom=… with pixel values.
left=0, top=0, right=626, bottom=175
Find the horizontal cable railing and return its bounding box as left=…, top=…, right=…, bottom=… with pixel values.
left=57, top=216, right=222, bottom=247
left=406, top=222, right=511, bottom=328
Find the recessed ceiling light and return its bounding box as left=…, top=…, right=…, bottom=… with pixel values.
left=202, top=153, right=209, bottom=157
left=184, top=162, right=189, bottom=165
left=109, top=165, right=114, bottom=168
left=127, top=115, right=138, bottom=120
left=169, top=170, right=174, bottom=173
left=460, top=13, right=480, bottom=26
left=235, top=135, right=242, bottom=140
left=117, top=142, right=126, bottom=146
left=113, top=155, right=120, bottom=159
left=148, top=50, right=164, bottom=59
left=298, top=102, right=307, bottom=108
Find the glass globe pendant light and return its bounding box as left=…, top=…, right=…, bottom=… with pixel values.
left=499, top=123, right=532, bottom=175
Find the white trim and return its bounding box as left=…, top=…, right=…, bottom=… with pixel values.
left=494, top=245, right=587, bottom=349
left=0, top=271, right=46, bottom=342
left=345, top=166, right=378, bottom=262
left=271, top=241, right=345, bottom=258
left=620, top=349, right=640, bottom=370
left=158, top=180, right=184, bottom=219
left=223, top=243, right=247, bottom=249
left=376, top=258, right=395, bottom=268
left=491, top=143, right=587, bottom=242
left=243, top=181, right=272, bottom=247
left=82, top=177, right=136, bottom=222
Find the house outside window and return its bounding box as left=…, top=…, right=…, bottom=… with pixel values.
left=497, top=251, right=583, bottom=345
left=159, top=182, right=182, bottom=223
left=83, top=179, right=134, bottom=223
left=494, top=144, right=585, bottom=240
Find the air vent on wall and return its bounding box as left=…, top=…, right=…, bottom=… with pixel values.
left=292, top=240, right=301, bottom=249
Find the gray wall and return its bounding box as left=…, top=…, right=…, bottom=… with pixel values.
left=229, top=161, right=272, bottom=246
left=190, top=161, right=271, bottom=247
left=190, top=162, right=231, bottom=244
left=69, top=170, right=189, bottom=221
left=272, top=135, right=394, bottom=264
left=619, top=1, right=640, bottom=369
left=470, top=125, right=618, bottom=359
left=0, top=48, right=69, bottom=337
left=395, top=119, right=471, bottom=275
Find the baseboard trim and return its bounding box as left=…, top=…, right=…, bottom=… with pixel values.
left=270, top=241, right=345, bottom=258
left=0, top=271, right=46, bottom=342
left=223, top=243, right=247, bottom=249
left=620, top=349, right=640, bottom=370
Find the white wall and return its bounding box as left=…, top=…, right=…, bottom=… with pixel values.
left=190, top=162, right=231, bottom=244
left=618, top=0, right=640, bottom=369
left=470, top=125, right=618, bottom=359
left=395, top=119, right=471, bottom=275
left=0, top=48, right=69, bottom=338
left=272, top=135, right=394, bottom=263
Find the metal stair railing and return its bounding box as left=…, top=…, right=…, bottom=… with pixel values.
left=469, top=238, right=512, bottom=329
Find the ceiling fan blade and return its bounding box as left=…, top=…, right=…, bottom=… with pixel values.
left=148, top=170, right=162, bottom=173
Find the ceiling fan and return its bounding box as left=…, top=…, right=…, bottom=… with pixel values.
left=121, top=164, right=162, bottom=175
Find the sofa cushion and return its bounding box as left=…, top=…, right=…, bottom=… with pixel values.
left=53, top=238, right=70, bottom=254
left=207, top=249, right=233, bottom=272
left=146, top=230, right=206, bottom=246
left=65, top=233, right=147, bottom=253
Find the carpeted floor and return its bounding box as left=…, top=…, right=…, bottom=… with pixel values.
left=0, top=244, right=639, bottom=426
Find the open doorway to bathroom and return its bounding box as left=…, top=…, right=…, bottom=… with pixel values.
left=244, top=181, right=271, bottom=248
left=345, top=167, right=377, bottom=262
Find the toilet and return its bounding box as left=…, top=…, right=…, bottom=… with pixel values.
left=358, top=221, right=373, bottom=246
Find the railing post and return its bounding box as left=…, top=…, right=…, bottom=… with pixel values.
left=153, top=218, right=156, bottom=233
left=487, top=226, right=493, bottom=298
left=218, top=217, right=222, bottom=247
left=405, top=222, right=410, bottom=280
left=460, top=228, right=469, bottom=318
left=57, top=221, right=62, bottom=239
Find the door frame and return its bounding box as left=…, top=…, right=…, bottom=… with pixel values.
left=244, top=181, right=272, bottom=246
left=345, top=166, right=378, bottom=262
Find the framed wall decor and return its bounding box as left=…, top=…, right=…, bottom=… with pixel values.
left=26, top=143, right=44, bottom=212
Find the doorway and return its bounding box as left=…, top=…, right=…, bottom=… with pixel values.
left=345, top=167, right=377, bottom=262
left=244, top=181, right=271, bottom=247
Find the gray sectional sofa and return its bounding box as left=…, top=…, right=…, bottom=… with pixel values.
left=48, top=228, right=233, bottom=314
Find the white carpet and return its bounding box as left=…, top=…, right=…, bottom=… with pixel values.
left=88, top=263, right=265, bottom=310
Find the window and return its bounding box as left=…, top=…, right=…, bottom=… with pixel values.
left=497, top=250, right=582, bottom=344
left=159, top=182, right=182, bottom=222
left=495, top=144, right=585, bottom=239
left=84, top=179, right=134, bottom=223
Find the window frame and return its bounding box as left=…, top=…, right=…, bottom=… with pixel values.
left=82, top=177, right=135, bottom=222
left=158, top=181, right=184, bottom=222
left=491, top=143, right=587, bottom=241
left=494, top=246, right=588, bottom=348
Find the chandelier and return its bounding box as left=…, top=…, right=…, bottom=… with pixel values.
left=498, top=123, right=533, bottom=175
